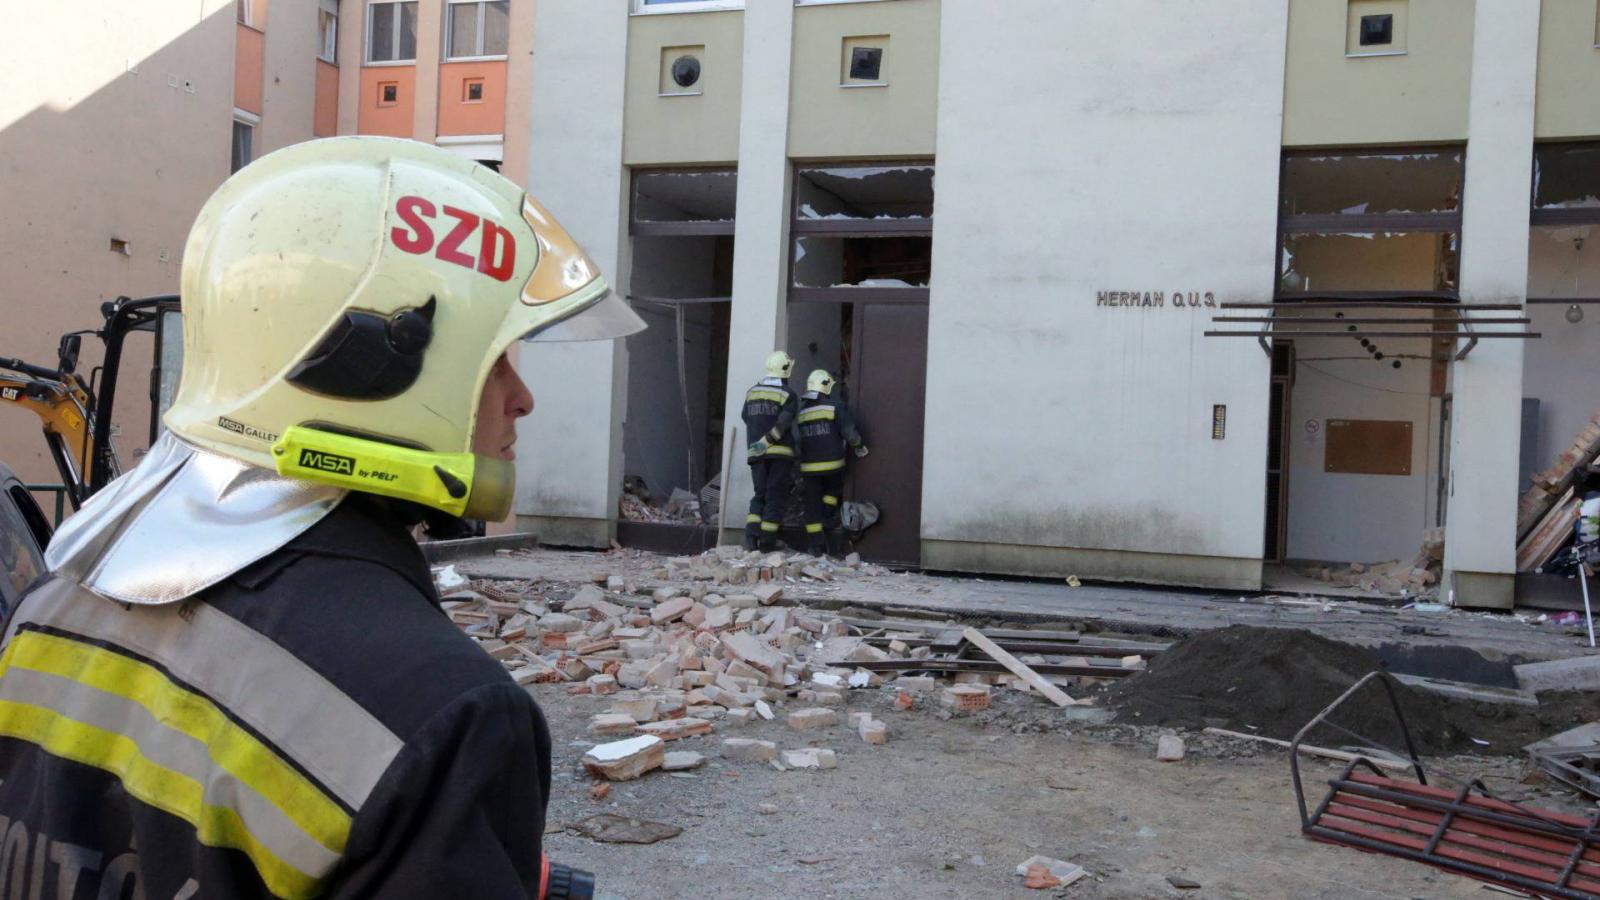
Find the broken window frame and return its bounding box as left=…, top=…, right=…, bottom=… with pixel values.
left=790, top=161, right=933, bottom=306
left=1276, top=147, right=1465, bottom=301
left=1530, top=141, right=1600, bottom=226
left=629, top=167, right=738, bottom=238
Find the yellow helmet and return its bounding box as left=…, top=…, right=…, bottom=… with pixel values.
left=166, top=136, right=644, bottom=520
left=765, top=350, right=795, bottom=379
left=806, top=369, right=835, bottom=395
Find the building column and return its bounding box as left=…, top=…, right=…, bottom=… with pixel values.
left=717, top=1, right=795, bottom=546
left=412, top=0, right=443, bottom=141
left=335, top=0, right=361, bottom=134
left=513, top=0, right=631, bottom=546
left=1443, top=0, right=1540, bottom=609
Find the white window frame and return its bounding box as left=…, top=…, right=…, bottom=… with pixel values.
left=236, top=0, right=254, bottom=28
left=631, top=0, right=744, bottom=15
left=318, top=0, right=339, bottom=64
left=443, top=0, right=510, bottom=62
left=365, top=1, right=417, bottom=66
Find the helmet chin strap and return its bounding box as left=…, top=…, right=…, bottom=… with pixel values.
left=271, top=426, right=514, bottom=521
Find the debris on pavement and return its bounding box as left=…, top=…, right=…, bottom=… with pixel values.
left=1014, top=855, right=1086, bottom=890
left=569, top=814, right=682, bottom=845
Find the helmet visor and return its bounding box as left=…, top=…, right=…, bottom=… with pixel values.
left=522, top=285, right=646, bottom=343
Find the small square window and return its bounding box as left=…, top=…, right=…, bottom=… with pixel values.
left=840, top=34, right=890, bottom=86
left=1359, top=14, right=1393, bottom=46
left=849, top=47, right=883, bottom=81
left=463, top=79, right=484, bottom=102
left=378, top=82, right=399, bottom=106
left=1346, top=1, right=1406, bottom=55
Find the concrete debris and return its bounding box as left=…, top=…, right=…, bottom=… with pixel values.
left=1303, top=540, right=1442, bottom=597
left=1014, top=856, right=1086, bottom=890
left=1156, top=734, right=1186, bottom=762
left=858, top=717, right=888, bottom=745
left=662, top=750, right=705, bottom=771
left=721, top=738, right=779, bottom=764
left=440, top=546, right=1160, bottom=789
left=787, top=707, right=840, bottom=730
left=781, top=748, right=838, bottom=770
left=570, top=813, right=681, bottom=845
left=582, top=735, right=665, bottom=782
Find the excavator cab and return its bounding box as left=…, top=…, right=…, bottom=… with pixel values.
left=0, top=294, right=181, bottom=519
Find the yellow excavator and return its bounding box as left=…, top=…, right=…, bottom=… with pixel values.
left=0, top=295, right=181, bottom=513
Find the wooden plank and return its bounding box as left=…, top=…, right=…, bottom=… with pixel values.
left=962, top=627, right=1078, bottom=707
left=1517, top=488, right=1576, bottom=572
left=1201, top=727, right=1414, bottom=772
left=842, top=658, right=1134, bottom=678
left=1520, top=499, right=1581, bottom=572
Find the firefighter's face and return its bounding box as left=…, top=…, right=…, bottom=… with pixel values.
left=472, top=352, right=534, bottom=462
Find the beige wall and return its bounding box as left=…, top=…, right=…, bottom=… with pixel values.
left=0, top=1, right=237, bottom=493
left=623, top=10, right=744, bottom=166
left=502, top=0, right=536, bottom=185
left=1535, top=0, right=1600, bottom=139
left=261, top=0, right=324, bottom=154
left=1283, top=0, right=1474, bottom=146
left=788, top=0, right=939, bottom=160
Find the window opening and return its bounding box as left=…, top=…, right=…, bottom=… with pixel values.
left=368, top=1, right=418, bottom=63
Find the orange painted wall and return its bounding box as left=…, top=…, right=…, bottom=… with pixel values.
left=436, top=60, right=506, bottom=136
left=234, top=23, right=264, bottom=114
left=358, top=65, right=416, bottom=137
left=314, top=60, right=338, bottom=136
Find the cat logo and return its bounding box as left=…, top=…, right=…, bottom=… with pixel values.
left=297, top=448, right=356, bottom=476
left=0, top=387, right=18, bottom=402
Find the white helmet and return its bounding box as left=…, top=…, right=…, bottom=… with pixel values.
left=165, top=136, right=644, bottom=520
left=806, top=369, right=835, bottom=395
left=765, top=350, right=795, bottom=379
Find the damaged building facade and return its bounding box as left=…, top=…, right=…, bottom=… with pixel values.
left=515, top=0, right=1600, bottom=610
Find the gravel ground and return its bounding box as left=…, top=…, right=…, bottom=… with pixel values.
left=535, top=683, right=1570, bottom=900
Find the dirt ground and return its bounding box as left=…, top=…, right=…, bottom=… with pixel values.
left=536, top=682, right=1563, bottom=900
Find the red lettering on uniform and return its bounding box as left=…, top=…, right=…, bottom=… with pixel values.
left=391, top=196, right=436, bottom=254
left=477, top=220, right=516, bottom=282
left=437, top=206, right=479, bottom=268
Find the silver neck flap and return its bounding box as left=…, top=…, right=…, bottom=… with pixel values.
left=44, top=431, right=345, bottom=606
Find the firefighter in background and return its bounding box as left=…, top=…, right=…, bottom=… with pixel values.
left=741, top=350, right=799, bottom=551
left=797, top=369, right=868, bottom=557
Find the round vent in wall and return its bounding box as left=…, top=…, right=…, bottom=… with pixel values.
left=671, top=55, right=701, bottom=89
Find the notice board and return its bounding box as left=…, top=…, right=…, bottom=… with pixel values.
left=1324, top=419, right=1412, bottom=476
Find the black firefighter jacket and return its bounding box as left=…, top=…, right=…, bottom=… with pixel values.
left=0, top=494, right=552, bottom=899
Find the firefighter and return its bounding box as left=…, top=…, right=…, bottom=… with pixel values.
left=741, top=350, right=799, bottom=551
left=797, top=369, right=868, bottom=557
left=0, top=137, right=644, bottom=898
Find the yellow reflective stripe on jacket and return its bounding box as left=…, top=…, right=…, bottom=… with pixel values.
left=800, top=459, right=845, bottom=473
left=823, top=494, right=840, bottom=506
left=805, top=523, right=824, bottom=534
left=0, top=630, right=348, bottom=899
left=796, top=407, right=835, bottom=424
left=745, top=390, right=788, bottom=404
left=749, top=444, right=794, bottom=458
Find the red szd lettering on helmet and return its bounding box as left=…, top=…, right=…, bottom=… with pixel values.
left=389, top=195, right=517, bottom=282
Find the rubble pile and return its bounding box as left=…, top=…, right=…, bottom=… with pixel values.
left=618, top=486, right=704, bottom=524
left=1302, top=528, right=1443, bottom=596
left=434, top=546, right=1081, bottom=783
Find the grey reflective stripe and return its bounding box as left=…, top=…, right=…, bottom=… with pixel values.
left=0, top=666, right=343, bottom=878
left=9, top=579, right=402, bottom=809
